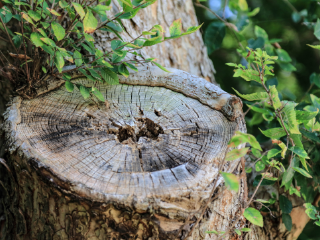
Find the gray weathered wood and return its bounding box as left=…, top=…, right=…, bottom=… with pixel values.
left=2, top=67, right=247, bottom=239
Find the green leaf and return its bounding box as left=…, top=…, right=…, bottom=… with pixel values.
left=65, top=81, right=74, bottom=92
left=307, top=44, right=320, bottom=50
left=310, top=72, right=320, bottom=88
left=30, top=32, right=44, bottom=47
left=278, top=142, right=287, bottom=158
left=87, top=69, right=102, bottom=81
left=304, top=203, right=318, bottom=220
left=228, top=131, right=262, bottom=151
left=152, top=61, right=171, bottom=73
left=292, top=167, right=312, bottom=178
left=255, top=161, right=265, bottom=172
left=243, top=208, right=263, bottom=227
left=289, top=186, right=301, bottom=197
left=51, top=22, right=65, bottom=41
left=235, top=229, right=241, bottom=236
left=111, top=39, right=125, bottom=51
left=48, top=8, right=61, bottom=16
left=314, top=19, right=320, bottom=40
left=267, top=149, right=281, bottom=159
left=233, top=88, right=269, bottom=101
left=279, top=195, right=292, bottom=214
left=238, top=0, right=248, bottom=11
left=42, top=66, right=47, bottom=73
left=169, top=18, right=182, bottom=37
left=205, top=230, right=218, bottom=234
left=260, top=127, right=286, bottom=139
left=74, top=51, right=82, bottom=67
left=72, top=2, right=85, bottom=19
left=291, top=134, right=303, bottom=148
left=276, top=49, right=292, bottom=62
left=241, top=228, right=251, bottom=232
left=124, top=62, right=138, bottom=72
left=282, top=213, right=292, bottom=231
left=112, top=51, right=127, bottom=63
left=282, top=101, right=300, bottom=134
left=92, top=87, right=104, bottom=101
left=254, top=26, right=268, bottom=42
left=252, top=148, right=261, bottom=158
left=92, top=4, right=111, bottom=15
left=247, top=7, right=260, bottom=17
left=296, top=109, right=318, bottom=122
left=290, top=146, right=309, bottom=159
left=181, top=24, right=203, bottom=36
left=54, top=52, right=65, bottom=72
left=300, top=129, right=320, bottom=143
left=79, top=85, right=90, bottom=99
left=117, top=7, right=140, bottom=19
left=40, top=37, right=56, bottom=47
left=22, top=12, right=34, bottom=25
left=225, top=148, right=249, bottom=161
left=269, top=85, right=281, bottom=109
left=59, top=0, right=69, bottom=8
left=204, top=21, right=226, bottom=55
left=221, top=172, right=239, bottom=192
left=253, top=175, right=276, bottom=186
left=28, top=10, right=41, bottom=21
left=310, top=94, right=320, bottom=111
left=119, top=64, right=129, bottom=77
left=83, top=10, right=98, bottom=34
left=101, top=68, right=119, bottom=85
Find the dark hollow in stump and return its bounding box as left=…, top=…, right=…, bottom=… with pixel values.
left=2, top=67, right=246, bottom=240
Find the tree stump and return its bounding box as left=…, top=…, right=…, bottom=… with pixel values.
left=1, top=67, right=246, bottom=240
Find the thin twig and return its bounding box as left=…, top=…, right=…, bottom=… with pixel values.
left=0, top=16, right=18, bottom=54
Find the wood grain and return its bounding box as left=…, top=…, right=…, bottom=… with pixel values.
left=3, top=67, right=245, bottom=217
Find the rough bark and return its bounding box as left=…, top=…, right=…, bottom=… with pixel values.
left=0, top=0, right=303, bottom=239
left=93, top=0, right=216, bottom=84
left=1, top=66, right=247, bottom=239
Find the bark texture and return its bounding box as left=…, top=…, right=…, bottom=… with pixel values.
left=93, top=0, right=216, bottom=83
left=1, top=67, right=247, bottom=239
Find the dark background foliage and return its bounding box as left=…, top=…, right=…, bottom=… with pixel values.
left=195, top=0, right=320, bottom=238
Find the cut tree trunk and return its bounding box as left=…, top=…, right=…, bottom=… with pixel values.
left=0, top=0, right=301, bottom=239
left=1, top=66, right=248, bottom=240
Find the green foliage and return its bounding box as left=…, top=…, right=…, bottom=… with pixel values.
left=0, top=0, right=201, bottom=99
left=221, top=172, right=239, bottom=192
left=243, top=208, right=263, bottom=227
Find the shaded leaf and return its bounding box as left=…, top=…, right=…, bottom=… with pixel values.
left=279, top=195, right=292, bottom=214
left=282, top=213, right=292, bottom=231
left=65, top=81, right=74, bottom=92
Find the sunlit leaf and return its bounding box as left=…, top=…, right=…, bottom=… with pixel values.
left=292, top=167, right=312, bottom=178
left=83, top=10, right=98, bottom=34
left=221, top=172, right=239, bottom=192
left=243, top=208, right=263, bottom=227
left=51, top=22, right=65, bottom=41
left=72, top=2, right=85, bottom=19
left=169, top=19, right=182, bottom=37
left=80, top=85, right=90, bottom=99
left=225, top=148, right=249, bottom=161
